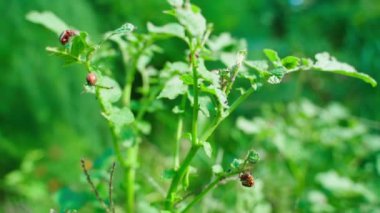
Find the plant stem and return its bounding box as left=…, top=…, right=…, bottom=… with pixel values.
left=180, top=170, right=241, bottom=212
left=165, top=87, right=255, bottom=210
left=125, top=144, right=139, bottom=213
left=191, top=51, right=199, bottom=146
left=165, top=145, right=201, bottom=209
left=227, top=87, right=255, bottom=116
left=174, top=96, right=186, bottom=169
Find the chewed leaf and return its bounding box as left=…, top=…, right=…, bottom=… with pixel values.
left=158, top=76, right=188, bottom=99
left=244, top=60, right=270, bottom=76
left=207, top=33, right=235, bottom=52
left=104, top=107, right=135, bottom=133
left=98, top=76, right=122, bottom=103
left=147, top=22, right=186, bottom=40
left=26, top=11, right=69, bottom=35
left=175, top=6, right=206, bottom=37
left=313, top=52, right=377, bottom=87
left=112, top=23, right=135, bottom=34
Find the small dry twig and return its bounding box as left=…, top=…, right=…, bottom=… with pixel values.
left=80, top=159, right=110, bottom=212
left=109, top=162, right=116, bottom=213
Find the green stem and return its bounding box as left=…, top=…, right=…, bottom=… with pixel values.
left=191, top=51, right=199, bottom=146
left=174, top=96, right=186, bottom=169
left=227, top=87, right=255, bottom=116
left=165, top=87, right=255, bottom=210
left=181, top=177, right=222, bottom=213
left=181, top=170, right=241, bottom=212
left=165, top=145, right=201, bottom=209
left=125, top=144, right=139, bottom=213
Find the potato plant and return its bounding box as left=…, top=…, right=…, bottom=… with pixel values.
left=27, top=0, right=376, bottom=212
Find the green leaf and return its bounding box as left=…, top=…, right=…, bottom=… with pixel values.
left=163, top=169, right=176, bottom=180
left=112, top=23, right=135, bottom=35
left=26, top=11, right=69, bottom=35
left=175, top=6, right=206, bottom=37
left=281, top=56, right=300, bottom=70
left=167, top=0, right=183, bottom=7
left=104, top=107, right=135, bottom=132
left=158, top=76, right=188, bottom=99
left=316, top=171, right=376, bottom=200
left=313, top=52, right=377, bottom=87
left=180, top=74, right=194, bottom=85
left=270, top=67, right=287, bottom=78
left=301, top=58, right=313, bottom=70
left=202, top=141, right=212, bottom=158
left=98, top=76, right=122, bottom=103
left=198, top=96, right=211, bottom=117
left=172, top=105, right=184, bottom=114
left=198, top=60, right=220, bottom=86
left=263, top=49, right=281, bottom=66
left=46, top=47, right=78, bottom=64
left=207, top=33, right=235, bottom=52
left=247, top=150, right=260, bottom=164
left=214, top=87, right=228, bottom=108
left=70, top=32, right=88, bottom=57
left=182, top=167, right=190, bottom=190
left=230, top=158, right=244, bottom=169
left=136, top=120, right=151, bottom=135
left=147, top=22, right=186, bottom=40
left=212, top=164, right=224, bottom=175
left=267, top=76, right=281, bottom=84
left=267, top=67, right=287, bottom=84
left=244, top=60, right=269, bottom=73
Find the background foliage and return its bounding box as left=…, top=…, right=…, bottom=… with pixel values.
left=0, top=0, right=379, bottom=212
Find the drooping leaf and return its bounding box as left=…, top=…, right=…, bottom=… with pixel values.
left=46, top=47, right=78, bottom=64
left=263, top=49, right=281, bottom=67
left=175, top=6, right=206, bottom=37
left=158, top=76, right=188, bottom=99
left=202, top=141, right=212, bottom=158
left=26, top=11, right=69, bottom=35
left=147, top=22, right=186, bottom=40
left=313, top=52, right=377, bottom=87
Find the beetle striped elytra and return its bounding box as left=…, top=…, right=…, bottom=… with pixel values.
left=59, top=29, right=78, bottom=45
left=239, top=172, right=254, bottom=187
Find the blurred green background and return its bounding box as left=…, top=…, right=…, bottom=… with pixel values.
left=1, top=0, right=379, bottom=212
